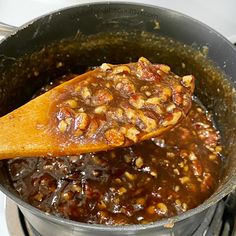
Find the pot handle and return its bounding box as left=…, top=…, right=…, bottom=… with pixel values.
left=0, top=22, right=17, bottom=39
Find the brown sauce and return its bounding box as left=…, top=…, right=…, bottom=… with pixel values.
left=7, top=73, right=222, bottom=226
left=49, top=57, right=194, bottom=147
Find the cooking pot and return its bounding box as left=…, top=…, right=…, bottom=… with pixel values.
left=0, top=2, right=235, bottom=236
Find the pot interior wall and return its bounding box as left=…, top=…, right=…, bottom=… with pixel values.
left=0, top=2, right=235, bottom=225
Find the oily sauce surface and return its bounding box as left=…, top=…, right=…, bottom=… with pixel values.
left=49, top=57, right=194, bottom=148
left=7, top=77, right=222, bottom=225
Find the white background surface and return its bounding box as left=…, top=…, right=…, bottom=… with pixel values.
left=0, top=1, right=235, bottom=235
left=0, top=0, right=236, bottom=42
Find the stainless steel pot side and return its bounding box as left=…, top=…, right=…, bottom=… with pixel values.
left=0, top=2, right=235, bottom=236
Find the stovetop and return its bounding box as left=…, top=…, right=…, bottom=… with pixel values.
left=0, top=1, right=236, bottom=235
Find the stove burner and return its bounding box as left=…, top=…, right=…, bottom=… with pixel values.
left=24, top=220, right=41, bottom=236
left=19, top=211, right=41, bottom=236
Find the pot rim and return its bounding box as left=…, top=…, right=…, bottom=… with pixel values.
left=0, top=1, right=236, bottom=232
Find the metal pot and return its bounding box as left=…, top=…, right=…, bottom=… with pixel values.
left=0, top=2, right=235, bottom=236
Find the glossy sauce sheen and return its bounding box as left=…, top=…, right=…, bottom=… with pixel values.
left=8, top=84, right=222, bottom=225
left=50, top=57, right=194, bottom=147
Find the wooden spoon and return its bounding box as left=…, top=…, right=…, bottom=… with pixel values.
left=0, top=57, right=195, bottom=159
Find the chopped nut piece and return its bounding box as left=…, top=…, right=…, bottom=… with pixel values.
left=135, top=157, right=144, bottom=168
left=162, top=87, right=172, bottom=99
left=152, top=105, right=163, bottom=114
left=160, top=65, right=170, bottom=73
left=58, top=120, right=68, bottom=133
left=74, top=129, right=83, bottom=137
left=145, top=97, right=163, bottom=114
left=65, top=117, right=72, bottom=126
left=105, top=82, right=111, bottom=88
left=167, top=152, right=175, bottom=158
left=97, top=211, right=108, bottom=220
left=100, top=63, right=112, bottom=71
left=124, top=154, right=132, bottom=163
left=162, top=111, right=182, bottom=127
left=94, top=105, right=108, bottom=114
left=179, top=176, right=190, bottom=184
left=179, top=162, right=184, bottom=168
left=92, top=170, right=101, bottom=177
left=172, top=92, right=183, bottom=105
left=173, top=169, right=180, bottom=175
left=92, top=83, right=98, bottom=87
left=61, top=191, right=73, bottom=201
left=182, top=203, right=188, bottom=211
left=34, top=71, right=39, bottom=77
left=120, top=126, right=127, bottom=135
left=71, top=184, right=81, bottom=193
left=56, top=62, right=63, bottom=68
left=86, top=119, right=99, bottom=138
left=183, top=165, right=189, bottom=172
left=105, top=128, right=124, bottom=147
left=115, top=178, right=122, bottom=184
left=215, top=146, right=222, bottom=153
left=145, top=91, right=152, bottom=97
left=192, top=160, right=203, bottom=176
left=174, top=186, right=180, bottom=192
left=182, top=75, right=195, bottom=92
left=189, top=152, right=197, bottom=161
left=146, top=205, right=156, bottom=214
left=124, top=171, right=136, bottom=181
left=115, top=78, right=136, bottom=97
left=184, top=165, right=189, bottom=172
left=34, top=192, right=44, bottom=202
left=126, top=108, right=137, bottom=124
left=150, top=171, right=158, bottom=177
left=125, top=127, right=140, bottom=142
left=209, top=154, right=217, bottom=160
left=140, top=85, right=149, bottom=91
left=138, top=111, right=157, bottom=132
left=146, top=97, right=161, bottom=105
left=129, top=95, right=145, bottom=109
left=157, top=203, right=168, bottom=214
left=112, top=65, right=131, bottom=74
left=201, top=173, right=213, bottom=192
left=80, top=87, right=91, bottom=100
left=65, top=99, right=78, bottom=108
left=107, top=108, right=124, bottom=122
left=138, top=57, right=150, bottom=64
left=174, top=85, right=183, bottom=93
left=118, top=187, right=127, bottom=195
left=77, top=107, right=85, bottom=112
left=136, top=197, right=145, bottom=205
left=98, top=200, right=107, bottom=209
left=92, top=89, right=113, bottom=106
left=75, top=113, right=90, bottom=130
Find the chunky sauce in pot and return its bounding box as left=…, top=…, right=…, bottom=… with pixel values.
left=7, top=70, right=222, bottom=225
left=49, top=57, right=194, bottom=148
